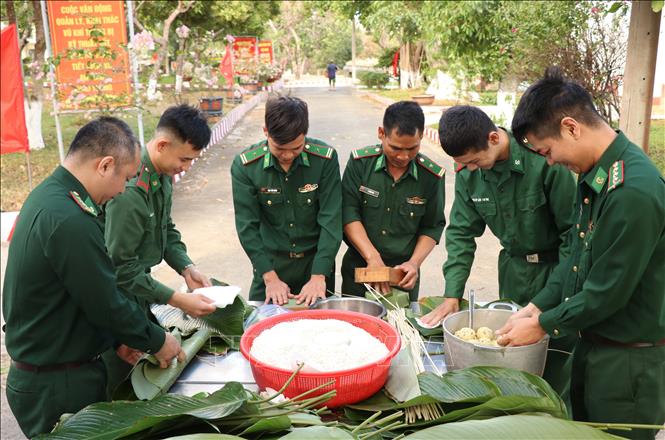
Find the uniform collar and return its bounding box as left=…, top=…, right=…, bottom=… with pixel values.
left=262, top=151, right=310, bottom=171
left=54, top=166, right=100, bottom=216
left=507, top=133, right=526, bottom=174
left=374, top=154, right=418, bottom=181
left=139, top=149, right=162, bottom=192
left=581, top=131, right=629, bottom=194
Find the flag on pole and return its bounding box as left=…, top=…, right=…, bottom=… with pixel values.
left=219, top=45, right=234, bottom=88
left=1, top=24, right=30, bottom=155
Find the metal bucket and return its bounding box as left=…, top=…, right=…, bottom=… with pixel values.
left=309, top=297, right=386, bottom=319
left=442, top=305, right=549, bottom=376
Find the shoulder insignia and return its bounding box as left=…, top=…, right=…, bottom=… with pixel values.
left=304, top=143, right=334, bottom=159
left=607, top=160, right=624, bottom=193
left=135, top=163, right=150, bottom=193
left=69, top=191, right=98, bottom=216
left=240, top=143, right=269, bottom=165
left=455, top=162, right=466, bottom=172
left=417, top=154, right=445, bottom=178
left=352, top=145, right=382, bottom=160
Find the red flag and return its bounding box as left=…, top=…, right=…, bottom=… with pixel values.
left=219, top=45, right=234, bottom=87
left=1, top=24, right=30, bottom=155
left=392, top=50, right=399, bottom=77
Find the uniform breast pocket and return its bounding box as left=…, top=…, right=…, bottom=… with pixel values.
left=474, top=201, right=497, bottom=221
left=258, top=193, right=285, bottom=225
left=398, top=201, right=426, bottom=233
left=296, top=190, right=318, bottom=209
left=516, top=191, right=547, bottom=244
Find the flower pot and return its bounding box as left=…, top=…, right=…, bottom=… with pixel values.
left=198, top=97, right=224, bottom=116
left=411, top=94, right=435, bottom=106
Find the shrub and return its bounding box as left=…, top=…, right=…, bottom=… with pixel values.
left=359, top=71, right=390, bottom=89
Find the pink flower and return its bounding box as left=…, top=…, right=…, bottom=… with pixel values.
left=591, top=7, right=599, bottom=14
left=175, top=25, right=190, bottom=39
left=511, top=28, right=518, bottom=33
left=225, top=34, right=236, bottom=44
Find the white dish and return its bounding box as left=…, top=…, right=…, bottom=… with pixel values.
left=194, top=285, right=241, bottom=308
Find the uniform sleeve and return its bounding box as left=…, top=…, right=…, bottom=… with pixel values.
left=311, top=151, right=343, bottom=275
left=47, top=214, right=165, bottom=353
left=544, top=164, right=576, bottom=261
left=443, top=173, right=486, bottom=298
left=539, top=188, right=663, bottom=337
left=163, top=183, right=193, bottom=273
left=417, top=175, right=446, bottom=243
left=105, top=188, right=175, bottom=304
left=341, top=154, right=363, bottom=225
left=231, top=156, right=273, bottom=276
left=530, top=254, right=572, bottom=312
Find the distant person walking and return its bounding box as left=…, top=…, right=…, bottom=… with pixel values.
left=327, top=61, right=338, bottom=90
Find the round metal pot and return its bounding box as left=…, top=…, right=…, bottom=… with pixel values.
left=309, top=297, right=386, bottom=319
left=442, top=307, right=549, bottom=376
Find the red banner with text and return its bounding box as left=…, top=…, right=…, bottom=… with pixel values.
left=0, top=24, right=30, bottom=155
left=232, top=36, right=257, bottom=75
left=47, top=0, right=131, bottom=110
left=258, top=40, right=273, bottom=65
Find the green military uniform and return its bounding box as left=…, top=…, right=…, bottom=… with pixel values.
left=102, top=149, right=194, bottom=397
left=532, top=132, right=665, bottom=439
left=341, top=146, right=446, bottom=300
left=231, top=137, right=342, bottom=300
left=2, top=166, right=165, bottom=437
left=444, top=132, right=577, bottom=397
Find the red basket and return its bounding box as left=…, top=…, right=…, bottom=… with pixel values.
left=240, top=309, right=401, bottom=408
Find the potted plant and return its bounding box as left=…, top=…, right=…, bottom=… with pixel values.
left=411, top=94, right=435, bottom=106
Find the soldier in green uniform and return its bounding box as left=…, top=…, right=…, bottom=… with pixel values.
left=103, top=105, right=217, bottom=397
left=420, top=105, right=577, bottom=398
left=231, top=96, right=342, bottom=306
left=497, top=67, right=665, bottom=439
left=2, top=117, right=184, bottom=438
left=341, top=101, right=445, bottom=301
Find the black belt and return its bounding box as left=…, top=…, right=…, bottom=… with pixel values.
left=512, top=249, right=559, bottom=264
left=12, top=355, right=101, bottom=373
left=272, top=248, right=316, bottom=259
left=582, top=332, right=665, bottom=349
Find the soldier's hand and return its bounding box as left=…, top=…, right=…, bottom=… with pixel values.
left=116, top=344, right=143, bottom=365
left=295, top=274, right=326, bottom=306
left=169, top=291, right=217, bottom=317
left=263, top=271, right=293, bottom=305
left=183, top=266, right=212, bottom=290
left=421, top=297, right=459, bottom=326
left=154, top=332, right=186, bottom=369
left=502, top=302, right=541, bottom=327
left=495, top=314, right=545, bottom=347
left=366, top=256, right=391, bottom=294
left=394, top=261, right=418, bottom=290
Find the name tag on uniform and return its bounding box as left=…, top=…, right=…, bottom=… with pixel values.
left=359, top=185, right=379, bottom=198
left=298, top=184, right=318, bottom=193
left=406, top=196, right=426, bottom=205
left=260, top=187, right=281, bottom=194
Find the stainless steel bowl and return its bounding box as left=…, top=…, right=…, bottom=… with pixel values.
left=309, top=297, right=387, bottom=319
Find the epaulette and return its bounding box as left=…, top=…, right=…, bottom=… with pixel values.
left=240, top=142, right=269, bottom=165
left=304, top=142, right=334, bottom=159
left=607, top=160, right=624, bottom=193
left=351, top=145, right=382, bottom=160
left=455, top=162, right=466, bottom=172
left=417, top=154, right=445, bottom=178
left=134, top=163, right=151, bottom=193
left=69, top=191, right=98, bottom=216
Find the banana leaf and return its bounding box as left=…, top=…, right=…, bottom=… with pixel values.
left=163, top=436, right=244, bottom=440
left=38, top=383, right=249, bottom=440
left=279, top=426, right=354, bottom=439
left=132, top=328, right=213, bottom=400
left=401, top=414, right=620, bottom=439
left=364, top=288, right=410, bottom=310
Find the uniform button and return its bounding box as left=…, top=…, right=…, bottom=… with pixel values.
left=291, top=243, right=296, bottom=248
left=267, top=200, right=272, bottom=206
left=263, top=147, right=268, bottom=151
left=363, top=200, right=367, bottom=204
left=499, top=188, right=504, bottom=193
left=579, top=232, right=585, bottom=239
left=285, top=177, right=289, bottom=182
left=553, top=329, right=560, bottom=336
left=410, top=212, right=414, bottom=217
left=289, top=223, right=294, bottom=228
left=564, top=297, right=570, bottom=302
left=307, top=198, right=311, bottom=204
left=381, top=230, right=387, bottom=235
left=583, top=197, right=590, bottom=205
left=286, top=200, right=290, bottom=204
left=386, top=207, right=391, bottom=212
left=391, top=183, right=395, bottom=188
left=305, top=145, right=310, bottom=150
left=572, top=266, right=578, bottom=272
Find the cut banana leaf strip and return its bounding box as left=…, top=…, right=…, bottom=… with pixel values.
left=38, top=383, right=249, bottom=440
left=279, top=426, right=355, bottom=439
left=384, top=348, right=421, bottom=402
left=163, top=435, right=244, bottom=440
left=240, top=415, right=292, bottom=436
left=132, top=328, right=213, bottom=400
left=418, top=371, right=499, bottom=403
left=401, top=414, right=620, bottom=439
left=364, top=288, right=410, bottom=310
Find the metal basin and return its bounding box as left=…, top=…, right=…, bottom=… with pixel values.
left=442, top=308, right=549, bottom=376
left=309, top=297, right=386, bottom=319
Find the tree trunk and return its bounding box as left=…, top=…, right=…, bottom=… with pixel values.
left=26, top=0, right=46, bottom=150
left=497, top=74, right=520, bottom=126
left=5, top=0, right=16, bottom=24
left=399, top=41, right=424, bottom=89
left=175, top=39, right=186, bottom=95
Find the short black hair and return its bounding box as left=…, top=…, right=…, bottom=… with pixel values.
left=438, top=106, right=497, bottom=157
left=383, top=101, right=424, bottom=137
left=157, top=104, right=211, bottom=150
left=67, top=116, right=138, bottom=164
left=512, top=66, right=603, bottom=147
left=265, top=96, right=309, bottom=145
